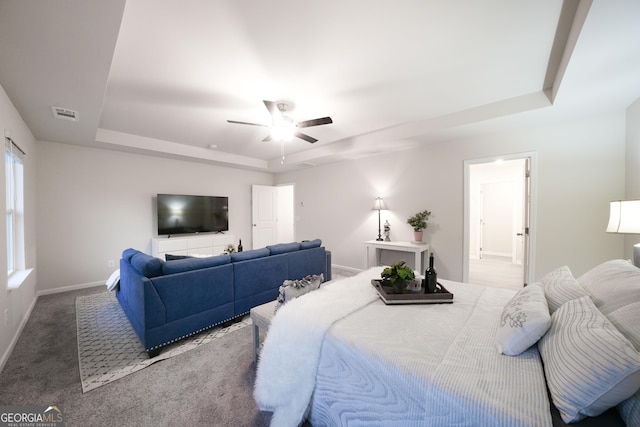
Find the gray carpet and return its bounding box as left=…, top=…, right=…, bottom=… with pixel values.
left=76, top=291, right=251, bottom=392
left=0, top=286, right=271, bottom=426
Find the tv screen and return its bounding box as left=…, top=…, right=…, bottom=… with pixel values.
left=157, top=194, right=229, bottom=236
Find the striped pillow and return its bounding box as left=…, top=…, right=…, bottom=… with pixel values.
left=540, top=266, right=589, bottom=313
left=538, top=296, right=640, bottom=423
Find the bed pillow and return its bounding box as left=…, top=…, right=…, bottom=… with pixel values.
left=576, top=259, right=640, bottom=317
left=540, top=265, right=589, bottom=313
left=618, top=389, right=640, bottom=427
left=274, top=274, right=324, bottom=312
left=495, top=283, right=551, bottom=356
left=538, top=296, right=640, bottom=423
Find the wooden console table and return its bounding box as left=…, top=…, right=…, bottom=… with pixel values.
left=365, top=240, right=430, bottom=272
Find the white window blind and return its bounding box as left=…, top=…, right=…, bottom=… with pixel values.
left=5, top=137, right=25, bottom=276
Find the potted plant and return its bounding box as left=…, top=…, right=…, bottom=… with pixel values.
left=407, top=210, right=431, bottom=242
left=381, top=261, right=415, bottom=293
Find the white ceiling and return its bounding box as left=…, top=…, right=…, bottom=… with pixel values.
left=1, top=0, right=639, bottom=172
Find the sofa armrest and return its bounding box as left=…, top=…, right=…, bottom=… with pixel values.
left=118, top=260, right=166, bottom=337
left=325, top=250, right=332, bottom=281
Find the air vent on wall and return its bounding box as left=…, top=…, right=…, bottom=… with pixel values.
left=51, top=106, right=79, bottom=122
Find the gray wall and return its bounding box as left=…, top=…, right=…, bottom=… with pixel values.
left=625, top=98, right=640, bottom=257
left=276, top=112, right=627, bottom=281
left=0, top=85, right=38, bottom=367
left=35, top=141, right=273, bottom=291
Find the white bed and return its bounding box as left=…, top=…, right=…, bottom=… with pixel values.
left=254, top=264, right=638, bottom=427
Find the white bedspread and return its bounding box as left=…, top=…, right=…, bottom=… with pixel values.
left=254, top=267, right=383, bottom=426
left=255, top=269, right=553, bottom=427
left=311, top=279, right=552, bottom=426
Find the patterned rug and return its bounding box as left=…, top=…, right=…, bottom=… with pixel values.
left=75, top=292, right=250, bottom=392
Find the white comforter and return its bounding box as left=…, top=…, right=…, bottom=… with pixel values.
left=255, top=268, right=552, bottom=427
left=254, top=267, right=383, bottom=426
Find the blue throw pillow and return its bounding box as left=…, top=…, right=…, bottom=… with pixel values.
left=267, top=242, right=301, bottom=255
left=165, top=254, right=193, bottom=261
left=122, top=248, right=139, bottom=262
left=162, top=254, right=231, bottom=275
left=130, top=252, right=164, bottom=278
left=300, top=239, right=322, bottom=250
left=230, top=248, right=270, bottom=262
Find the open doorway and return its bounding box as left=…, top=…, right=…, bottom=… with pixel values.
left=463, top=154, right=535, bottom=289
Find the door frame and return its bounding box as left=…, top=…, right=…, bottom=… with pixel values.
left=462, top=152, right=537, bottom=286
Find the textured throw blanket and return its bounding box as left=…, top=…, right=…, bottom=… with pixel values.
left=254, top=267, right=383, bottom=426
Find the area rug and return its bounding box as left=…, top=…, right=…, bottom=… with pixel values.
left=76, top=291, right=250, bottom=392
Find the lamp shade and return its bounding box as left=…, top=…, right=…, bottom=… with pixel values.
left=372, top=197, right=387, bottom=211
left=606, top=200, right=640, bottom=234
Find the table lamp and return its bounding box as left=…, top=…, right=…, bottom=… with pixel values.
left=372, top=197, right=387, bottom=241
left=606, top=200, right=640, bottom=267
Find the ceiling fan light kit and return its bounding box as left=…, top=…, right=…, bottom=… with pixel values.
left=227, top=100, right=333, bottom=144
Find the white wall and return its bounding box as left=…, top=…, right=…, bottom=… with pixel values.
left=35, top=141, right=273, bottom=291
left=0, top=84, right=38, bottom=370
left=275, top=113, right=626, bottom=281
left=626, top=97, right=640, bottom=256
left=469, top=159, right=525, bottom=260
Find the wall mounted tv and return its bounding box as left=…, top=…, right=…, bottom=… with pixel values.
left=157, top=194, right=229, bottom=236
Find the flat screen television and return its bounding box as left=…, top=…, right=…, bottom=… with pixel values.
left=157, top=194, right=229, bottom=236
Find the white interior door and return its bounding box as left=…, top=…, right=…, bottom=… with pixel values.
left=252, top=185, right=278, bottom=249
left=251, top=184, right=295, bottom=249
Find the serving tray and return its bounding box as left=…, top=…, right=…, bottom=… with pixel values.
left=371, top=279, right=454, bottom=305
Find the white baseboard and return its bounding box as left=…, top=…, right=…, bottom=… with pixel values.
left=482, top=252, right=512, bottom=258
left=1, top=280, right=104, bottom=373
left=331, top=264, right=362, bottom=278
left=0, top=294, right=37, bottom=374
left=37, top=280, right=104, bottom=297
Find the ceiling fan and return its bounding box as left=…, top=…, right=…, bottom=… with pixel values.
left=227, top=100, right=333, bottom=143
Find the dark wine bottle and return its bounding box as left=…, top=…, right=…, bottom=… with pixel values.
left=425, top=252, right=437, bottom=293
left=238, top=239, right=243, bottom=252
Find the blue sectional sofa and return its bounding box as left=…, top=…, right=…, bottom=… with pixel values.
left=117, top=239, right=331, bottom=357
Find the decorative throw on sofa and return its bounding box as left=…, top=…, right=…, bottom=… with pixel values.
left=275, top=274, right=324, bottom=312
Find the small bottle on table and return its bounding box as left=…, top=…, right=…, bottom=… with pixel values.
left=425, top=252, right=437, bottom=293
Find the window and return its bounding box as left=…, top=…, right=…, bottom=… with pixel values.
left=5, top=137, right=24, bottom=276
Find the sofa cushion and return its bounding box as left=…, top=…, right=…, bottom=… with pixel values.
left=165, top=253, right=192, bottom=261
left=231, top=248, right=270, bottom=262
left=267, top=242, right=301, bottom=255
left=300, top=239, right=322, bottom=250
left=162, top=254, right=231, bottom=275
left=130, top=251, right=164, bottom=278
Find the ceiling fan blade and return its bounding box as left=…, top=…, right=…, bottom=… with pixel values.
left=262, top=134, right=273, bottom=142
left=297, top=116, right=333, bottom=128
left=294, top=132, right=317, bottom=144
left=263, top=100, right=280, bottom=118
left=227, top=120, right=269, bottom=127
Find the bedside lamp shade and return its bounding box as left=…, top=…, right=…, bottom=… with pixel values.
left=607, top=200, right=640, bottom=267
left=607, top=200, right=640, bottom=233
left=372, top=197, right=387, bottom=211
